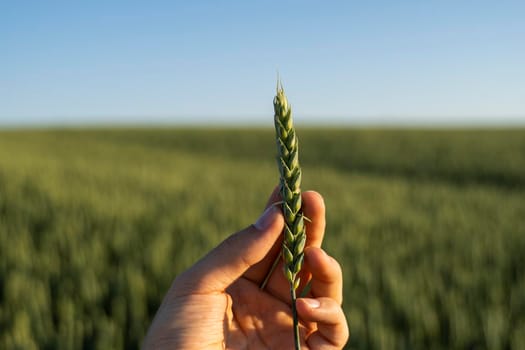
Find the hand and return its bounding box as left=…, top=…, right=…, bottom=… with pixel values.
left=143, top=187, right=349, bottom=349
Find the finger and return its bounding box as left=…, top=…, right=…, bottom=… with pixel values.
left=296, top=297, right=349, bottom=349
left=292, top=191, right=327, bottom=294
left=304, top=247, right=343, bottom=305
left=302, top=191, right=326, bottom=248
left=242, top=185, right=285, bottom=283
left=173, top=202, right=284, bottom=294
left=262, top=191, right=327, bottom=302
left=245, top=190, right=325, bottom=287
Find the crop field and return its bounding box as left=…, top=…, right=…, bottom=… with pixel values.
left=0, top=127, right=524, bottom=349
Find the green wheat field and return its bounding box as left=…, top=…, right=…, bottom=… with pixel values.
left=1, top=127, right=524, bottom=349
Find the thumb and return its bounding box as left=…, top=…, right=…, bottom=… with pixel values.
left=174, top=204, right=284, bottom=294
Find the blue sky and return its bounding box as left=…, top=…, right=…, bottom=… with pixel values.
left=1, top=0, right=524, bottom=126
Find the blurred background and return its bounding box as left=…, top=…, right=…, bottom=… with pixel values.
left=1, top=1, right=524, bottom=349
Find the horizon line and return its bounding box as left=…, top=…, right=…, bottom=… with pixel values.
left=1, top=113, right=524, bottom=127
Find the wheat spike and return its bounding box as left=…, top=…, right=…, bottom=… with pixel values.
left=274, top=81, right=305, bottom=350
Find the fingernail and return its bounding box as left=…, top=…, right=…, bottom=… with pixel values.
left=302, top=298, right=321, bottom=309
left=254, top=205, right=278, bottom=231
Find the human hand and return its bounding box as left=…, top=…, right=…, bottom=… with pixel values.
left=143, top=187, right=349, bottom=349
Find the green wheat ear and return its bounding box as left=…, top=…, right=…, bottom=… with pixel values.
left=274, top=80, right=305, bottom=350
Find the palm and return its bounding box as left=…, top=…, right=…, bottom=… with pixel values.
left=224, top=276, right=313, bottom=349
left=158, top=276, right=309, bottom=349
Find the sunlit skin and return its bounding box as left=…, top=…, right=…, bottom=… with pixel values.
left=143, top=187, right=349, bottom=349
